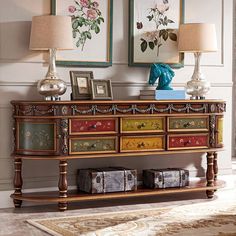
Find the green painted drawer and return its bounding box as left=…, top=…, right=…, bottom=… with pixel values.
left=17, top=121, right=56, bottom=154
left=121, top=117, right=165, bottom=133
left=168, top=116, right=208, bottom=132
left=69, top=137, right=117, bottom=154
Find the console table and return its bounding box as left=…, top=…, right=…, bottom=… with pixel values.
left=11, top=100, right=226, bottom=211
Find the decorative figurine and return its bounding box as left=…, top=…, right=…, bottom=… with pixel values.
left=148, top=63, right=175, bottom=90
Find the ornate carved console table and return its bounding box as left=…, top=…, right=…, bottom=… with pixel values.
left=11, top=100, right=226, bottom=211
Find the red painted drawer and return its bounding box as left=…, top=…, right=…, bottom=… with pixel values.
left=168, top=134, right=209, bottom=150
left=69, top=118, right=118, bottom=135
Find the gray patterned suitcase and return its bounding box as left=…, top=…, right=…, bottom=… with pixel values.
left=77, top=167, right=137, bottom=193
left=143, top=168, right=189, bottom=189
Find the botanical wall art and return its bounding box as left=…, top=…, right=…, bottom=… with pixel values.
left=129, top=0, right=184, bottom=67
left=51, top=0, right=113, bottom=67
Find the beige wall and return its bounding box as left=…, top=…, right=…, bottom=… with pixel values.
left=0, top=0, right=233, bottom=208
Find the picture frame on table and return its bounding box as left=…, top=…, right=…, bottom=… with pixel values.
left=128, top=0, right=185, bottom=68
left=51, top=0, right=113, bottom=67
left=70, top=71, right=94, bottom=100
left=91, top=80, right=113, bottom=100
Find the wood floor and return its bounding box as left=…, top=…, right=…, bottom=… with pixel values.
left=1, top=175, right=236, bottom=236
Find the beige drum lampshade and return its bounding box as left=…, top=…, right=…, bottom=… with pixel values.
left=178, top=23, right=217, bottom=52
left=30, top=15, right=73, bottom=50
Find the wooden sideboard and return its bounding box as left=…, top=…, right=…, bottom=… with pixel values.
left=10, top=100, right=226, bottom=211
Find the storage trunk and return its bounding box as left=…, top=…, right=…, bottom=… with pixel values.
left=77, top=167, right=137, bottom=193
left=143, top=168, right=189, bottom=189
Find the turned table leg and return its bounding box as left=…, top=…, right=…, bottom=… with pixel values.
left=13, top=158, right=23, bottom=208
left=206, top=152, right=215, bottom=198
left=58, top=160, right=68, bottom=211
left=213, top=152, right=218, bottom=181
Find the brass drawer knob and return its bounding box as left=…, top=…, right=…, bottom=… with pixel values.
left=90, top=143, right=97, bottom=148
left=90, top=125, right=97, bottom=129
left=137, top=123, right=146, bottom=129
left=138, top=142, right=145, bottom=148
left=183, top=122, right=191, bottom=128
left=184, top=140, right=191, bottom=146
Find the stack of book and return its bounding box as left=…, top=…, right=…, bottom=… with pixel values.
left=139, top=89, right=156, bottom=100
left=139, top=89, right=186, bottom=100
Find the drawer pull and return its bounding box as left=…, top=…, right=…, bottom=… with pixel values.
left=137, top=142, right=145, bottom=148
left=90, top=144, right=97, bottom=148
left=90, top=125, right=97, bottom=129
left=183, top=122, right=191, bottom=128
left=184, top=140, right=191, bottom=146
left=137, top=123, right=146, bottom=129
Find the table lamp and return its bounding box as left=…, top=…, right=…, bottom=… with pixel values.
left=30, top=15, right=73, bottom=100
left=178, top=23, right=217, bottom=99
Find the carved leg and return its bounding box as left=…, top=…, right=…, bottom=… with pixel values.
left=13, top=159, right=23, bottom=208
left=58, top=160, right=68, bottom=211
left=213, top=152, right=218, bottom=180
left=206, top=152, right=215, bottom=198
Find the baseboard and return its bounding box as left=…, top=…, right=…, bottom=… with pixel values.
left=0, top=190, right=15, bottom=209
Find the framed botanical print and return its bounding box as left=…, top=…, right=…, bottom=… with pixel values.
left=51, top=0, right=113, bottom=67
left=129, top=0, right=185, bottom=67
left=70, top=71, right=94, bottom=100
left=91, top=79, right=113, bottom=100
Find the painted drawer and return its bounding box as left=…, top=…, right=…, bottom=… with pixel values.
left=69, top=118, right=117, bottom=135
left=167, top=134, right=209, bottom=150
left=16, top=120, right=57, bottom=155
left=120, top=135, right=165, bottom=152
left=216, top=116, right=224, bottom=147
left=69, top=137, right=117, bottom=154
left=121, top=117, right=165, bottom=133
left=168, top=116, right=208, bottom=132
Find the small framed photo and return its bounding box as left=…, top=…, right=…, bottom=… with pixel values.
left=70, top=71, right=94, bottom=100
left=91, top=80, right=113, bottom=100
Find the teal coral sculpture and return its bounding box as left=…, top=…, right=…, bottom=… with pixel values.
left=148, top=63, right=175, bottom=90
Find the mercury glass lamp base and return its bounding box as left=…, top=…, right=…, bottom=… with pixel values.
left=190, top=96, right=205, bottom=100
left=37, top=48, right=67, bottom=101
left=185, top=79, right=210, bottom=100
left=37, top=77, right=67, bottom=101
left=45, top=95, right=60, bottom=101
left=186, top=52, right=211, bottom=100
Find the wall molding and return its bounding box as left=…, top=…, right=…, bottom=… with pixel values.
left=0, top=59, right=225, bottom=67
left=0, top=81, right=233, bottom=87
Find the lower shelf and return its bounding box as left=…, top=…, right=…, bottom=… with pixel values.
left=11, top=179, right=225, bottom=203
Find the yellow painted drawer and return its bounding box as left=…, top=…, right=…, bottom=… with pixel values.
left=121, top=117, right=165, bottom=133
left=216, top=116, right=224, bottom=147
left=69, top=137, right=117, bottom=155
left=168, top=116, right=208, bottom=132
left=167, top=134, right=209, bottom=150
left=120, top=135, right=165, bottom=152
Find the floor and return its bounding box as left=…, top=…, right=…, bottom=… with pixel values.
left=1, top=175, right=236, bottom=236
